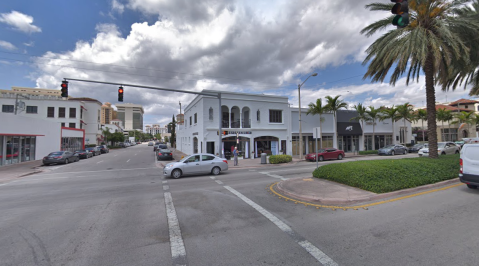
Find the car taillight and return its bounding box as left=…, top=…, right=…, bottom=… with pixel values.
left=158, top=153, right=162, bottom=155
left=223, top=160, right=228, bottom=164
left=169, top=153, right=172, bottom=156
left=54, top=156, right=62, bottom=159
left=460, top=158, right=463, bottom=174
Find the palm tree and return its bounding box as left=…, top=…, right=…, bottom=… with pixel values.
left=396, top=103, right=414, bottom=144
left=361, top=0, right=479, bottom=158
left=325, top=95, right=348, bottom=149
left=380, top=106, right=399, bottom=144
left=444, top=110, right=454, bottom=140
left=441, top=1, right=479, bottom=95
left=306, top=98, right=328, bottom=148
left=415, top=109, right=427, bottom=142
left=365, top=106, right=382, bottom=150
left=351, top=103, right=369, bottom=149
left=452, top=111, right=475, bottom=138
left=436, top=108, right=449, bottom=141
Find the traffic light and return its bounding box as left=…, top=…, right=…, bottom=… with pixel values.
left=222, top=131, right=228, bottom=135
left=391, top=0, right=409, bottom=28
left=61, top=80, right=68, bottom=97
left=118, top=86, right=124, bottom=102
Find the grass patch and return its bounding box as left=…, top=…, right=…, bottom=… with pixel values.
left=359, top=150, right=378, bottom=155
left=312, top=154, right=460, bottom=193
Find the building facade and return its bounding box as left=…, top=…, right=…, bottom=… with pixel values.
left=101, top=102, right=114, bottom=125
left=116, top=103, right=144, bottom=131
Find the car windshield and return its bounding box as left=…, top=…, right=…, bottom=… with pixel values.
left=49, top=152, right=63, bottom=155
left=75, top=150, right=85, bottom=153
left=316, top=149, right=326, bottom=153
left=437, top=143, right=446, bottom=148
left=383, top=144, right=395, bottom=148
left=413, top=144, right=423, bottom=148
left=159, top=149, right=171, bottom=152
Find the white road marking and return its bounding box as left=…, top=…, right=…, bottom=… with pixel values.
left=127, top=159, right=130, bottom=163
left=163, top=185, right=170, bottom=190
left=114, top=154, right=118, bottom=157
left=135, top=153, right=137, bottom=156
left=209, top=176, right=216, bottom=180
left=215, top=180, right=223, bottom=185
left=31, top=167, right=158, bottom=177
left=223, top=186, right=337, bottom=266
left=258, top=172, right=287, bottom=180
left=162, top=181, right=168, bottom=184
left=164, top=192, right=187, bottom=264
left=96, top=161, right=103, bottom=164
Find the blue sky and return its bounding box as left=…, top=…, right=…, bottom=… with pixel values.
left=0, top=0, right=474, bottom=127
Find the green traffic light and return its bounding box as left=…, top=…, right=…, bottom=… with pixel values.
left=392, top=15, right=409, bottom=27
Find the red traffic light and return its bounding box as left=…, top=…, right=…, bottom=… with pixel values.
left=118, top=88, right=123, bottom=93
left=61, top=83, right=67, bottom=88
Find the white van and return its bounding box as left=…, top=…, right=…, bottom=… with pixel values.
left=459, top=144, right=479, bottom=189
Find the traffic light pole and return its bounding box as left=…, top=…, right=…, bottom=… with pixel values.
left=64, top=78, right=224, bottom=158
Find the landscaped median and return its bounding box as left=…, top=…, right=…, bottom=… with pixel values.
left=312, top=154, right=460, bottom=193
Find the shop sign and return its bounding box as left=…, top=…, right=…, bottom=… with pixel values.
left=228, top=131, right=252, bottom=135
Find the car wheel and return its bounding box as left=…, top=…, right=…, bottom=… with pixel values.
left=171, top=169, right=182, bottom=179
left=337, top=154, right=343, bottom=160
left=467, top=184, right=478, bottom=189
left=64, top=159, right=69, bottom=164
left=455, top=150, right=459, bottom=154
left=391, top=151, right=395, bottom=156
left=441, top=152, right=446, bottom=155
left=43, top=163, right=49, bottom=166
left=212, top=166, right=221, bottom=175
left=403, top=150, right=407, bottom=155
left=319, top=156, right=324, bottom=162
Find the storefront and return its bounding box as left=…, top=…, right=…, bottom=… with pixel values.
left=223, top=136, right=251, bottom=158
left=364, top=134, right=393, bottom=150
left=0, top=134, right=39, bottom=166
left=337, top=122, right=362, bottom=152
left=254, top=136, right=279, bottom=157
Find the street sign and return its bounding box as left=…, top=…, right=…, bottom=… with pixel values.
left=313, top=127, right=321, bottom=139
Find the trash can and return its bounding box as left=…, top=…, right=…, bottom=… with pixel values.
left=261, top=153, right=267, bottom=164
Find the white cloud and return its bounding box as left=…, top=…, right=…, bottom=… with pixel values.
left=23, top=41, right=34, bottom=47
left=0, top=40, right=16, bottom=50
left=0, top=11, right=42, bottom=34
left=32, top=0, right=471, bottom=128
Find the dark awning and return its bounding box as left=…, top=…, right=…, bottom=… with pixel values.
left=337, top=122, right=362, bottom=135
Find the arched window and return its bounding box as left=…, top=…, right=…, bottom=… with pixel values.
left=257, top=109, right=260, bottom=121
left=209, top=107, right=213, bottom=121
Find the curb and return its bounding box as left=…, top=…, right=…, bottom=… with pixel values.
left=275, top=177, right=461, bottom=205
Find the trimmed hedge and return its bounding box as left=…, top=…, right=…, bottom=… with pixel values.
left=359, top=150, right=378, bottom=155
left=312, top=154, right=460, bottom=193
left=269, top=155, right=292, bottom=164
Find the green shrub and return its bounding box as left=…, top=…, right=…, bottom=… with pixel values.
left=312, top=154, right=459, bottom=193
left=269, top=155, right=292, bottom=164
left=359, top=150, right=378, bottom=155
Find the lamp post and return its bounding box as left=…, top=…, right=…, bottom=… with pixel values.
left=298, top=73, right=318, bottom=160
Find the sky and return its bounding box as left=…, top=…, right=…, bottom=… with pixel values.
left=0, top=0, right=475, bottom=128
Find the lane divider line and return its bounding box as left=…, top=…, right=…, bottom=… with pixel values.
left=269, top=182, right=463, bottom=210
left=224, top=185, right=337, bottom=266
left=127, top=159, right=130, bottom=163
left=259, top=172, right=287, bottom=181
left=164, top=192, right=188, bottom=266
left=96, top=160, right=103, bottom=164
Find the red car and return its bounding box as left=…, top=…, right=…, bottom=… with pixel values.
left=305, top=148, right=345, bottom=162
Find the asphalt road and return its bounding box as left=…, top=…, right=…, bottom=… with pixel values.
left=0, top=144, right=478, bottom=266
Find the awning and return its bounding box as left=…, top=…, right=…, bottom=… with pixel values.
left=337, top=122, right=363, bottom=136
left=81, top=106, right=88, bottom=111
left=80, top=120, right=87, bottom=125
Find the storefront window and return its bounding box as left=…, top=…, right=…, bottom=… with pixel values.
left=0, top=136, right=3, bottom=166
left=364, top=134, right=393, bottom=150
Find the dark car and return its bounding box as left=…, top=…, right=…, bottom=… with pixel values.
left=157, top=149, right=174, bottom=161
left=305, top=148, right=345, bottom=162
left=408, top=143, right=426, bottom=153
left=378, top=144, right=408, bottom=155
left=86, top=147, right=101, bottom=156
left=75, top=150, right=93, bottom=159
left=154, top=144, right=168, bottom=152
left=43, top=151, right=79, bottom=165
left=97, top=145, right=109, bottom=154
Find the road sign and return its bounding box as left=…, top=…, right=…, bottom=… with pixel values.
left=313, top=127, right=321, bottom=139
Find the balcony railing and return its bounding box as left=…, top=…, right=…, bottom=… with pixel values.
left=231, top=120, right=241, bottom=128
left=242, top=119, right=251, bottom=128
left=222, top=120, right=229, bottom=128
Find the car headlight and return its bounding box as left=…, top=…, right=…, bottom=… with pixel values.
left=164, top=164, right=173, bottom=169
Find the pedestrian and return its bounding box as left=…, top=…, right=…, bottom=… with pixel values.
left=233, top=146, right=238, bottom=166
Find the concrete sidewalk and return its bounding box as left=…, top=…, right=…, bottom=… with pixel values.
left=0, top=160, right=44, bottom=184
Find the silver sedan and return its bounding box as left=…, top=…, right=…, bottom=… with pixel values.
left=164, top=153, right=228, bottom=179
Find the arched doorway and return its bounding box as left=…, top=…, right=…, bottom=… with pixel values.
left=462, top=130, right=469, bottom=138
left=223, top=136, right=250, bottom=159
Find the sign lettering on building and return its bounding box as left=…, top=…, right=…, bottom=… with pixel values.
left=227, top=131, right=252, bottom=135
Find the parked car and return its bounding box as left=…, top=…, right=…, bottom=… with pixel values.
left=86, top=146, right=101, bottom=156
left=418, top=142, right=460, bottom=157
left=119, top=142, right=126, bottom=148
left=43, top=151, right=79, bottom=165
left=75, top=149, right=93, bottom=159
left=408, top=143, right=427, bottom=153
left=148, top=142, right=154, bottom=146
left=154, top=144, right=168, bottom=152
left=455, top=140, right=465, bottom=148
left=378, top=144, right=408, bottom=155
left=164, top=153, right=228, bottom=179
left=305, top=148, right=345, bottom=162
left=157, top=148, right=174, bottom=161
left=97, top=145, right=109, bottom=154
left=459, top=144, right=479, bottom=189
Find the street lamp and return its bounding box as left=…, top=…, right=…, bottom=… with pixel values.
left=298, top=73, right=317, bottom=160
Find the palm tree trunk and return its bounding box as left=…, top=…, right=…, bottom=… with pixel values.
left=425, top=50, right=438, bottom=158
left=391, top=120, right=395, bottom=144
left=333, top=113, right=338, bottom=149
left=362, top=120, right=364, bottom=150
left=372, top=120, right=375, bottom=150
left=442, top=121, right=445, bottom=141
left=404, top=119, right=407, bottom=144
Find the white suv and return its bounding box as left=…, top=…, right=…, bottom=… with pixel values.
left=460, top=144, right=479, bottom=189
